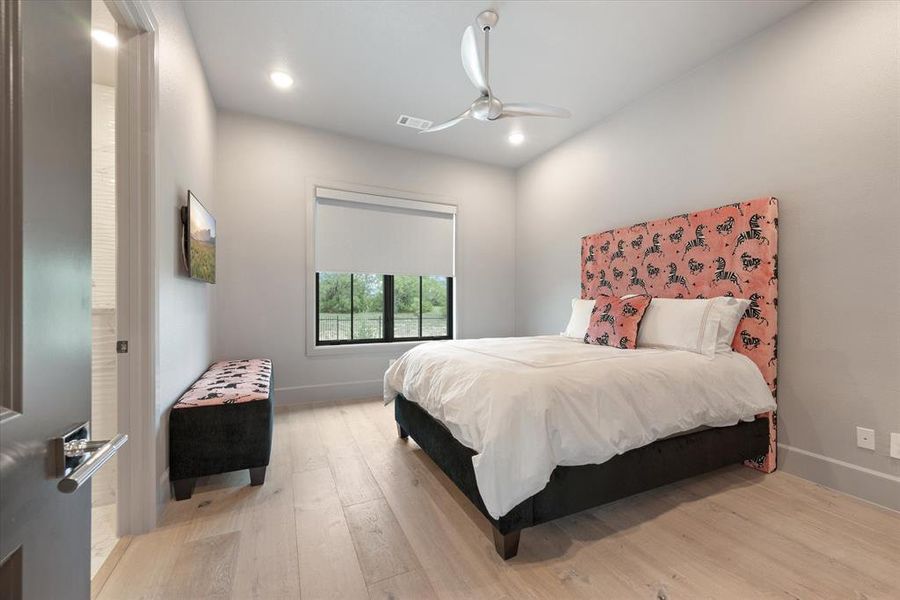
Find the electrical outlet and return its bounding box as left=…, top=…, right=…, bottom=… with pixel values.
left=891, top=433, right=900, bottom=460
left=856, top=427, right=875, bottom=451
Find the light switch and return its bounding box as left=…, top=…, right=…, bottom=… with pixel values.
left=890, top=433, right=900, bottom=460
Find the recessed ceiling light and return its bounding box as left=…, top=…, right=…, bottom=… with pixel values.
left=91, top=29, right=118, bottom=49
left=508, top=132, right=525, bottom=146
left=269, top=71, right=294, bottom=90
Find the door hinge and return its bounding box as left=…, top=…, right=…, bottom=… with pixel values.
left=116, top=340, right=128, bottom=354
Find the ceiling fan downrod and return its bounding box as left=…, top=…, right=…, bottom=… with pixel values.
left=477, top=10, right=498, bottom=90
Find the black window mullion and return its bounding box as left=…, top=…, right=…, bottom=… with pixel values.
left=384, top=275, right=393, bottom=342
left=447, top=276, right=453, bottom=339
left=349, top=274, right=354, bottom=341
left=315, top=273, right=320, bottom=343
left=418, top=276, right=423, bottom=338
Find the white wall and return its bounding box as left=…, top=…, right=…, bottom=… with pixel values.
left=151, top=0, right=217, bottom=509
left=516, top=0, right=899, bottom=509
left=212, top=111, right=516, bottom=403
left=91, top=83, right=118, bottom=509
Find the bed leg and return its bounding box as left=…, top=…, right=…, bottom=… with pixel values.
left=172, top=478, right=196, bottom=501
left=492, top=528, right=521, bottom=560
left=249, top=466, right=267, bottom=486
left=397, top=423, right=409, bottom=440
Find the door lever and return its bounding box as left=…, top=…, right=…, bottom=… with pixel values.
left=52, top=422, right=127, bottom=493
left=63, top=438, right=113, bottom=457
left=57, top=434, right=127, bottom=494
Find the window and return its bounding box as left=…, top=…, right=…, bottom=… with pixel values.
left=316, top=273, right=452, bottom=345
left=312, top=187, right=456, bottom=347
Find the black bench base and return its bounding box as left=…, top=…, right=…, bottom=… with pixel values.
left=169, top=372, right=274, bottom=502
left=171, top=465, right=268, bottom=501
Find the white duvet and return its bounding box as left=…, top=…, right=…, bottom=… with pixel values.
left=384, top=335, right=775, bottom=519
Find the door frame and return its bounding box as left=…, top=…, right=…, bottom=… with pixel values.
left=0, top=0, right=23, bottom=423
left=105, top=0, right=158, bottom=535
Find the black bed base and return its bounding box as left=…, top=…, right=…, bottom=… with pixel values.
left=394, top=394, right=770, bottom=559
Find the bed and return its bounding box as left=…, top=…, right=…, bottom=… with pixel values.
left=386, top=197, right=778, bottom=559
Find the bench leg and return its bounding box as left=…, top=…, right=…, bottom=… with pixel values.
left=397, top=423, right=409, bottom=440
left=492, top=528, right=521, bottom=560
left=249, top=466, right=267, bottom=486
left=172, top=478, right=196, bottom=501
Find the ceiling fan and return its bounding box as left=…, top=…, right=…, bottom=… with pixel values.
left=422, top=10, right=571, bottom=134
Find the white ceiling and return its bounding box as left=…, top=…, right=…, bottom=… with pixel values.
left=183, top=0, right=809, bottom=168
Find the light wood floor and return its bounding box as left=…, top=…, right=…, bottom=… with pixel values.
left=94, top=399, right=900, bottom=599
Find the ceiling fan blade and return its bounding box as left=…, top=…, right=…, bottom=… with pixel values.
left=461, top=26, right=489, bottom=96
left=501, top=102, right=571, bottom=119
left=420, top=110, right=471, bottom=133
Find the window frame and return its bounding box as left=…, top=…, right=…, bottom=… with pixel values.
left=315, top=273, right=453, bottom=346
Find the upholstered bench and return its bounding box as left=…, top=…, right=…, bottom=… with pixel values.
left=169, top=358, right=274, bottom=501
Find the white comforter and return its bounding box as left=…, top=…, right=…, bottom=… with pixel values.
left=384, top=335, right=775, bottom=519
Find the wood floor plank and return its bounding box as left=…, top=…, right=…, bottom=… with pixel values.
left=161, top=531, right=240, bottom=600
left=331, top=454, right=384, bottom=507
left=727, top=467, right=900, bottom=553
left=313, top=402, right=385, bottom=507
left=688, top=470, right=900, bottom=585
left=230, top=466, right=301, bottom=600
left=96, top=520, right=190, bottom=600
left=287, top=405, right=329, bottom=472
left=293, top=467, right=369, bottom=599
left=367, top=568, right=439, bottom=600
left=315, top=403, right=364, bottom=458
left=640, top=482, right=891, bottom=598
left=504, top=520, right=643, bottom=599
left=99, top=398, right=900, bottom=600
left=570, top=490, right=788, bottom=598
left=90, top=535, right=132, bottom=600
left=376, top=466, right=527, bottom=599
left=344, top=498, right=421, bottom=585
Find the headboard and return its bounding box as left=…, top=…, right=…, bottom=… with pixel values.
left=581, top=197, right=778, bottom=472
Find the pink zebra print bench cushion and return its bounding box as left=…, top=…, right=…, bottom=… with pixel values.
left=173, top=359, right=272, bottom=409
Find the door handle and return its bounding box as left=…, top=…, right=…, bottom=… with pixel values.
left=52, top=423, right=127, bottom=493
left=57, top=433, right=127, bottom=493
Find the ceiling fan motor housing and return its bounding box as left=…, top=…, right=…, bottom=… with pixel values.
left=471, top=96, right=504, bottom=121
left=477, top=10, right=498, bottom=32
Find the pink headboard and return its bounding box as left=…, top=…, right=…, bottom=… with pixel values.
left=581, top=197, right=778, bottom=472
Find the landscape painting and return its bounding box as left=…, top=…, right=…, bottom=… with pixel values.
left=188, top=192, right=216, bottom=283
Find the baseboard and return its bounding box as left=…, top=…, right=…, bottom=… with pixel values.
left=777, top=443, right=900, bottom=512
left=274, top=379, right=383, bottom=406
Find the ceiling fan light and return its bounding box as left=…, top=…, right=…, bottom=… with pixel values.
left=269, top=70, right=294, bottom=90
left=508, top=132, right=525, bottom=146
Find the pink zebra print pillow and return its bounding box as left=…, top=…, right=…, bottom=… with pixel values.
left=584, top=295, right=651, bottom=349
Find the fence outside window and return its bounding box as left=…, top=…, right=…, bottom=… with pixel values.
left=318, top=314, right=447, bottom=341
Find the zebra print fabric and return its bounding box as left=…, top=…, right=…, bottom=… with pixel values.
left=581, top=197, right=778, bottom=473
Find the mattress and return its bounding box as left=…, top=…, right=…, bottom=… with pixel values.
left=384, top=335, right=775, bottom=518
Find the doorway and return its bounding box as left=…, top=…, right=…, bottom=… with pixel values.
left=90, top=0, right=120, bottom=582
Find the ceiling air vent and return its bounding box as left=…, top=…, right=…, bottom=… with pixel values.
left=397, top=114, right=432, bottom=131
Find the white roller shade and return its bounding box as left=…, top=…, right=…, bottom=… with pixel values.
left=315, top=187, right=456, bottom=277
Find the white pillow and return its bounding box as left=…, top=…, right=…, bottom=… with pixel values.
left=561, top=298, right=595, bottom=339
left=713, top=296, right=751, bottom=353
left=636, top=298, right=722, bottom=357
